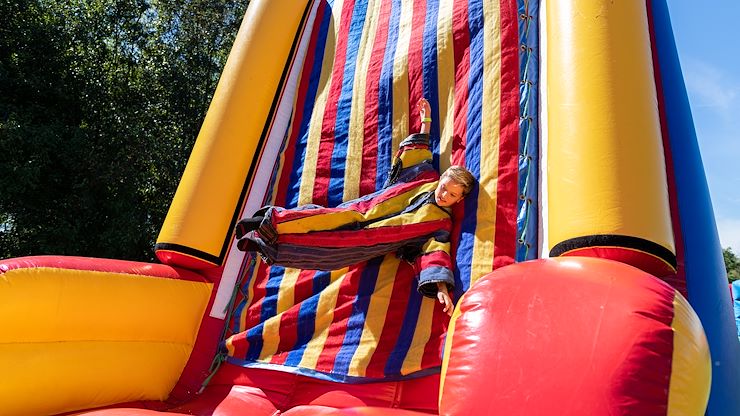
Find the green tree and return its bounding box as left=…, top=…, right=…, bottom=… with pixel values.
left=0, top=0, right=248, bottom=261
left=724, top=247, right=740, bottom=283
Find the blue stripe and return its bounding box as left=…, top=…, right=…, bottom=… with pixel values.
left=455, top=0, right=484, bottom=296
left=376, top=0, right=402, bottom=190
left=283, top=270, right=332, bottom=366
left=384, top=273, right=423, bottom=375
left=231, top=297, right=248, bottom=334
left=286, top=3, right=332, bottom=208
left=258, top=265, right=287, bottom=329
left=422, top=0, right=441, bottom=169
left=328, top=0, right=370, bottom=207
left=332, top=257, right=383, bottom=374
left=650, top=0, right=740, bottom=413
left=245, top=322, right=265, bottom=360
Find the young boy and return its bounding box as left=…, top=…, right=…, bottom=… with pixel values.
left=235, top=99, right=474, bottom=316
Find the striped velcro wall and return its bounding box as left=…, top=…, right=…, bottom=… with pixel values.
left=225, top=0, right=519, bottom=382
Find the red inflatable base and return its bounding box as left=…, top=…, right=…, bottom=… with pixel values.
left=76, top=365, right=439, bottom=416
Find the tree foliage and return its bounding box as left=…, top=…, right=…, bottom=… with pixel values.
left=724, top=247, right=740, bottom=283
left=0, top=0, right=248, bottom=261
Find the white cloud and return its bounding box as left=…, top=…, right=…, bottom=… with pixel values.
left=717, top=217, right=740, bottom=253
left=683, top=59, right=738, bottom=114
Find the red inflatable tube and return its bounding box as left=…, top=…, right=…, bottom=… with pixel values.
left=440, top=257, right=709, bottom=415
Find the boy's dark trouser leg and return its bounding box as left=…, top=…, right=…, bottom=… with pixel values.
left=236, top=237, right=261, bottom=252
left=235, top=216, right=265, bottom=239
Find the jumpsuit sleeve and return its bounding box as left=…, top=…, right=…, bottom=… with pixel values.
left=384, top=133, right=434, bottom=187
left=415, top=236, right=455, bottom=298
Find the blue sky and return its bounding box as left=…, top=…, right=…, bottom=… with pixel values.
left=668, top=1, right=740, bottom=252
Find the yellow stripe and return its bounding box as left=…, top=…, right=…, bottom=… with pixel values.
left=348, top=255, right=401, bottom=376
left=298, top=0, right=342, bottom=205
left=667, top=291, right=711, bottom=415
left=277, top=267, right=301, bottom=313
left=277, top=181, right=438, bottom=234
left=391, top=0, right=414, bottom=152
left=258, top=314, right=282, bottom=361
left=470, top=0, right=500, bottom=285
left=400, top=297, right=435, bottom=374
left=398, top=148, right=434, bottom=169
left=420, top=238, right=450, bottom=255
left=367, top=202, right=448, bottom=229
left=439, top=291, right=465, bottom=406
left=298, top=268, right=347, bottom=369
left=225, top=335, right=236, bottom=356
left=344, top=0, right=381, bottom=202
left=436, top=0, right=456, bottom=171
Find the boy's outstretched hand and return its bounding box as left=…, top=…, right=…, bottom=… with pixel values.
left=417, top=98, right=431, bottom=120
left=436, top=282, right=453, bottom=316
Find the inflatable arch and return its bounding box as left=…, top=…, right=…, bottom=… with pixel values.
left=2, top=0, right=738, bottom=415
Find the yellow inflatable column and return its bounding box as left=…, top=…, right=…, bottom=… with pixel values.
left=156, top=0, right=311, bottom=269
left=546, top=0, right=676, bottom=276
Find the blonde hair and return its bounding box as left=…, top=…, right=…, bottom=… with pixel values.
left=441, top=165, right=476, bottom=196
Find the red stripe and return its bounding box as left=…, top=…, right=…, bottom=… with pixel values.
left=314, top=264, right=366, bottom=371
left=420, top=301, right=449, bottom=369
left=278, top=218, right=452, bottom=247
left=274, top=2, right=328, bottom=207
left=269, top=269, right=319, bottom=366
left=228, top=330, right=250, bottom=359
left=492, top=0, right=519, bottom=269
left=451, top=0, right=470, bottom=166
left=313, top=0, right=357, bottom=206
left=417, top=242, right=454, bottom=368
left=646, top=0, right=687, bottom=296
left=360, top=0, right=393, bottom=196
left=407, top=0, right=427, bottom=132
left=417, top=250, right=452, bottom=270
left=364, top=263, right=414, bottom=377
left=294, top=268, right=320, bottom=304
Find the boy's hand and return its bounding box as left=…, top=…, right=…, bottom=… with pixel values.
left=437, top=282, right=453, bottom=316
left=417, top=98, right=431, bottom=119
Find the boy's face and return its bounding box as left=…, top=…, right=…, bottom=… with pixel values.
left=434, top=176, right=465, bottom=207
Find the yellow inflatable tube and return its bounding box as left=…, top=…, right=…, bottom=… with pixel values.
left=0, top=263, right=212, bottom=416
left=156, top=0, right=311, bottom=268
left=546, top=0, right=676, bottom=276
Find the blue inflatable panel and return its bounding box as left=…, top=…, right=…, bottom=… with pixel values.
left=733, top=281, right=740, bottom=340
left=650, top=0, right=740, bottom=413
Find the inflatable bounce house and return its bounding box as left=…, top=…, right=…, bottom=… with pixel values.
left=2, top=0, right=739, bottom=414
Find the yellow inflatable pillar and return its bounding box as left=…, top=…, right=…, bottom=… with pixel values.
left=546, top=0, right=676, bottom=276
left=156, top=0, right=311, bottom=269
